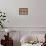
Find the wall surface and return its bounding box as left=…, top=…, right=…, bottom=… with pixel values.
left=0, top=0, right=46, bottom=40
left=0, top=0, right=46, bottom=27
left=0, top=0, right=46, bottom=46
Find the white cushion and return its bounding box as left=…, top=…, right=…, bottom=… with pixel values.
left=20, top=35, right=37, bottom=43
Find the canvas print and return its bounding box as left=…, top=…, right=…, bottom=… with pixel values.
left=19, top=8, right=28, bottom=15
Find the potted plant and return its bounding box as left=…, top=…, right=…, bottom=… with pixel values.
left=0, top=10, right=6, bottom=28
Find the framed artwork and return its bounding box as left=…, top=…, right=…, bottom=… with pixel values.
left=19, top=8, right=28, bottom=15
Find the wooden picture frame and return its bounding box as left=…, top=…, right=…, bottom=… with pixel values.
left=19, top=8, right=28, bottom=15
